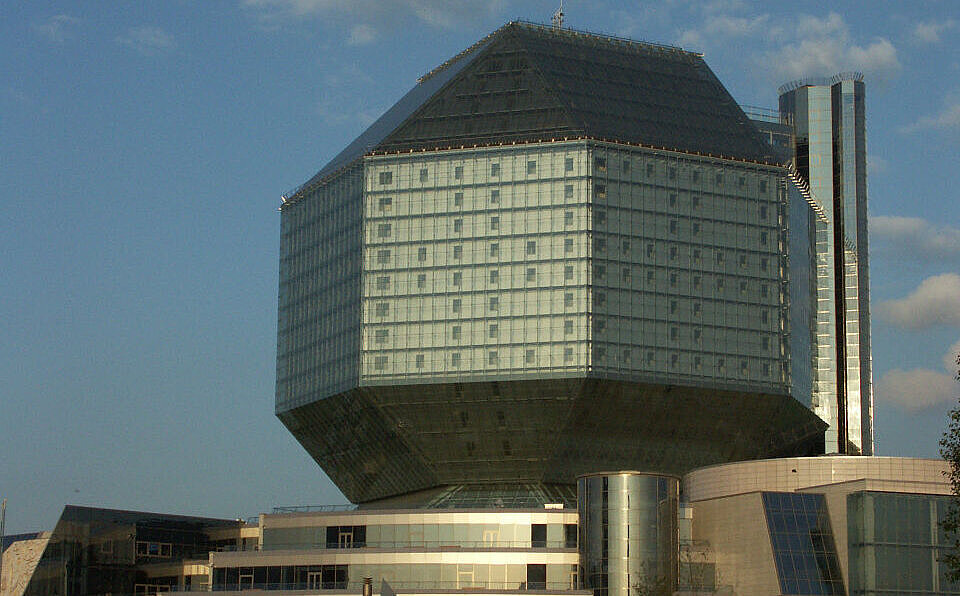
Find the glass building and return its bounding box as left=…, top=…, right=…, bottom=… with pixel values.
left=779, top=74, right=873, bottom=455
left=275, top=21, right=827, bottom=508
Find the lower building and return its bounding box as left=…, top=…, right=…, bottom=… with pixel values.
left=6, top=457, right=954, bottom=596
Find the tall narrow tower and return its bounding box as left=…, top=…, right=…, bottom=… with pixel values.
left=779, top=73, right=873, bottom=455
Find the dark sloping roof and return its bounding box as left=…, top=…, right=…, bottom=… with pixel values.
left=297, top=21, right=774, bottom=193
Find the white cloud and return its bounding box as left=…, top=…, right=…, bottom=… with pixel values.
left=876, top=367, right=956, bottom=411
left=911, top=19, right=957, bottom=44
left=347, top=23, right=377, bottom=45
left=867, top=154, right=887, bottom=176
left=871, top=215, right=960, bottom=260
left=116, top=26, right=176, bottom=54
left=244, top=0, right=504, bottom=32
left=34, top=14, right=82, bottom=43
left=876, top=273, right=960, bottom=330
left=876, top=339, right=960, bottom=411
left=900, top=93, right=960, bottom=133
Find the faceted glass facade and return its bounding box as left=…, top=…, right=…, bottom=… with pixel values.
left=275, top=21, right=828, bottom=506
left=847, top=491, right=960, bottom=595
left=779, top=75, right=873, bottom=455
left=762, top=492, right=844, bottom=595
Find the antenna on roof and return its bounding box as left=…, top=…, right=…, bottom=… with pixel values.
left=551, top=0, right=564, bottom=28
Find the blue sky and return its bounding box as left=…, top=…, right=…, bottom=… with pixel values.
left=1, top=0, right=958, bottom=534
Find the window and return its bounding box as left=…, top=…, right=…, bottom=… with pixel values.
left=739, top=254, right=747, bottom=268
left=761, top=284, right=769, bottom=298
left=716, top=250, right=724, bottom=264
left=669, top=193, right=677, bottom=207
left=454, top=192, right=463, bottom=207
left=760, top=205, right=768, bottom=220
left=761, top=310, right=769, bottom=324
left=669, top=167, right=677, bottom=180
left=595, top=238, right=606, bottom=252
left=490, top=216, right=500, bottom=231
left=377, top=223, right=392, bottom=238
left=595, top=292, right=606, bottom=306
left=564, top=211, right=574, bottom=226
left=671, top=353, right=679, bottom=367
left=452, top=299, right=461, bottom=313
left=526, top=240, right=537, bottom=255
left=565, top=157, right=574, bottom=172
left=451, top=353, right=461, bottom=367
left=417, top=247, right=427, bottom=261
left=594, top=264, right=605, bottom=279
left=564, top=292, right=574, bottom=307
left=646, top=243, right=655, bottom=258
left=527, top=160, right=537, bottom=174
left=738, top=176, right=745, bottom=188
left=564, top=347, right=574, bottom=362
left=622, top=159, right=631, bottom=173
left=622, top=349, right=631, bottom=362
left=374, top=356, right=388, bottom=370
left=694, top=328, right=702, bottom=342
left=693, top=170, right=701, bottom=182
left=452, top=326, right=461, bottom=340
left=378, top=171, right=392, bottom=185
left=489, top=296, right=499, bottom=311
left=453, top=245, right=462, bottom=259
left=670, top=219, right=678, bottom=234
left=670, top=327, right=678, bottom=340
left=454, top=165, right=463, bottom=179
left=647, top=270, right=655, bottom=283
left=646, top=351, right=655, bottom=365
left=646, top=163, right=654, bottom=176
left=594, top=156, right=606, bottom=171
left=564, top=184, right=574, bottom=199
left=415, top=354, right=424, bottom=368
left=622, top=267, right=631, bottom=281
left=375, top=302, right=389, bottom=316
left=694, top=356, right=702, bottom=371
left=565, top=238, right=574, bottom=252
left=596, top=210, right=606, bottom=225
left=526, top=267, right=536, bottom=282
left=452, top=272, right=462, bottom=286
left=375, top=329, right=389, bottom=343
left=490, top=163, right=500, bottom=176
left=692, top=222, right=700, bottom=235
left=762, top=336, right=770, bottom=351
left=693, top=249, right=702, bottom=264
left=376, top=276, right=390, bottom=290
left=489, top=324, right=498, bottom=338
left=376, top=249, right=391, bottom=263
left=490, top=269, right=499, bottom=284
left=419, top=168, right=428, bottom=182
left=564, top=320, right=574, bottom=334
left=693, top=275, right=701, bottom=289
left=692, top=195, right=701, bottom=208
left=564, top=265, right=574, bottom=280
left=759, top=179, right=767, bottom=193
left=453, top=219, right=463, bottom=233
left=716, top=278, right=725, bottom=289
left=622, top=239, right=630, bottom=254
left=525, top=349, right=536, bottom=364
left=715, top=173, right=723, bottom=185
left=760, top=231, right=768, bottom=246
left=761, top=257, right=769, bottom=271
left=490, top=243, right=499, bottom=257
left=740, top=360, right=748, bottom=374
left=378, top=197, right=392, bottom=211
left=669, top=245, right=677, bottom=260
left=763, top=362, right=771, bottom=376
left=417, top=274, right=426, bottom=288
left=490, top=189, right=500, bottom=203
left=718, top=358, right=725, bottom=373
left=693, top=302, right=701, bottom=316
left=594, top=183, right=606, bottom=198
left=531, top=524, right=547, bottom=548
left=489, top=351, right=498, bottom=365
left=670, top=273, right=677, bottom=287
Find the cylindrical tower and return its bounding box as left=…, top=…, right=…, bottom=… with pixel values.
left=578, top=472, right=679, bottom=596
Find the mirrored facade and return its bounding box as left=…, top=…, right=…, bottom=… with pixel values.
left=779, top=74, right=873, bottom=455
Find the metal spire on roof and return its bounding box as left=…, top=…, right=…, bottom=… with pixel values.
left=552, top=1, right=564, bottom=28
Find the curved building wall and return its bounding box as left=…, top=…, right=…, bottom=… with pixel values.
left=578, top=472, right=679, bottom=596
left=682, top=456, right=947, bottom=503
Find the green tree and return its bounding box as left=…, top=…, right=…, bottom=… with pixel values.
left=939, top=349, right=960, bottom=580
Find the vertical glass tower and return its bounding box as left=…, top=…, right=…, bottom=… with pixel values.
left=779, top=73, right=873, bottom=455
